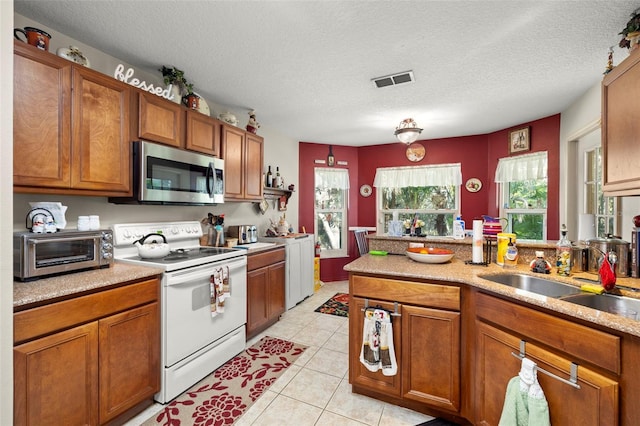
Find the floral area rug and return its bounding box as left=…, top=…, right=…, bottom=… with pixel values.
left=143, top=336, right=306, bottom=426
left=314, top=292, right=349, bottom=317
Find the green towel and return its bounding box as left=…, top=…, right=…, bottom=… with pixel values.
left=498, top=376, right=550, bottom=426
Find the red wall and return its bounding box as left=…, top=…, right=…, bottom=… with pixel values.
left=299, top=114, right=561, bottom=282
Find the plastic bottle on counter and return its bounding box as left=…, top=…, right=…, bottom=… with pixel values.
left=556, top=224, right=572, bottom=276
left=503, top=238, right=518, bottom=268
left=453, top=216, right=465, bottom=239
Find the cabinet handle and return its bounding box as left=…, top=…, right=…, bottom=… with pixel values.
left=511, top=340, right=581, bottom=389
left=360, top=298, right=401, bottom=317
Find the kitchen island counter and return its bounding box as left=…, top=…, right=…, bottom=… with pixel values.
left=344, top=253, right=640, bottom=337
left=13, top=262, right=164, bottom=310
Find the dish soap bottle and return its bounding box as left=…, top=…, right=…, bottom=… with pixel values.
left=503, top=237, right=518, bottom=268
left=556, top=224, right=572, bottom=276
left=453, top=216, right=465, bottom=239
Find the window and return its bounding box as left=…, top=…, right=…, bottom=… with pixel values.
left=374, top=164, right=462, bottom=236
left=584, top=146, right=619, bottom=237
left=314, top=168, right=349, bottom=257
left=495, top=151, right=548, bottom=240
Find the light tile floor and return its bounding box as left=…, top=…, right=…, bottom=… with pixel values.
left=126, top=281, right=435, bottom=425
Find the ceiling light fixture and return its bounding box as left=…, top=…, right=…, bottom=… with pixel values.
left=394, top=118, right=423, bottom=144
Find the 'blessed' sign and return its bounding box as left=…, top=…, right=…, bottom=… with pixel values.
left=114, top=64, right=175, bottom=101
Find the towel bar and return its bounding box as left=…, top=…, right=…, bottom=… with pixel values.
left=361, top=298, right=401, bottom=317
left=511, top=340, right=581, bottom=389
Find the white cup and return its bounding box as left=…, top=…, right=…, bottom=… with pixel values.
left=78, top=216, right=90, bottom=231
left=89, top=215, right=100, bottom=230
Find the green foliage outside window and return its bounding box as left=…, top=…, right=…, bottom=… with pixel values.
left=381, top=186, right=457, bottom=236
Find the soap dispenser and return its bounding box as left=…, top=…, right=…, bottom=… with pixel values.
left=503, top=238, right=518, bottom=268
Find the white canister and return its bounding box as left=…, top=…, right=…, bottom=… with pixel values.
left=78, top=216, right=90, bottom=231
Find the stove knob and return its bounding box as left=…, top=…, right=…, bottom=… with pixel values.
left=102, top=251, right=113, bottom=259
left=123, top=229, right=131, bottom=239
left=171, top=227, right=179, bottom=235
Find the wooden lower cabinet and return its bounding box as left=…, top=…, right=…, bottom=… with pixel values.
left=348, top=275, right=461, bottom=418
left=14, top=277, right=160, bottom=426
left=474, top=291, right=620, bottom=425
left=246, top=248, right=286, bottom=339
left=14, top=322, right=99, bottom=425
left=475, top=321, right=618, bottom=425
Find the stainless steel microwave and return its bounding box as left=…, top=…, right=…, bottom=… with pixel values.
left=14, top=229, right=113, bottom=281
left=109, top=141, right=224, bottom=205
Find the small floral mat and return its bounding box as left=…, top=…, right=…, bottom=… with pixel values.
left=314, top=292, right=349, bottom=317
left=143, top=336, right=307, bottom=426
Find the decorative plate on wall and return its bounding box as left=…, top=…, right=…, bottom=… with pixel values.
left=359, top=184, right=372, bottom=197
left=405, top=143, right=425, bottom=162
left=465, top=178, right=482, bottom=192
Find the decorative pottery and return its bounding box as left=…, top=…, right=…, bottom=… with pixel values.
left=183, top=94, right=200, bottom=110
left=219, top=112, right=238, bottom=126
left=14, top=27, right=51, bottom=51
left=56, top=46, right=90, bottom=67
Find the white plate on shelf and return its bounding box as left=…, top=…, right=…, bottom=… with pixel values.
left=406, top=247, right=454, bottom=264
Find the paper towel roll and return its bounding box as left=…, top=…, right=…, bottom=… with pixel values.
left=578, top=214, right=596, bottom=242
left=472, top=220, right=484, bottom=263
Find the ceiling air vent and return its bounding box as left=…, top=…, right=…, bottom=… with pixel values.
left=372, top=71, right=415, bottom=88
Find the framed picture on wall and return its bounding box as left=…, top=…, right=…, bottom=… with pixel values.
left=508, top=126, right=530, bottom=154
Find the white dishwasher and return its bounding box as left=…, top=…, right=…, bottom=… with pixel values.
left=258, top=234, right=315, bottom=310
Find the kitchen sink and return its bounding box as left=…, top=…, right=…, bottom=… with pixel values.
left=561, top=293, right=640, bottom=319
left=479, top=273, right=583, bottom=298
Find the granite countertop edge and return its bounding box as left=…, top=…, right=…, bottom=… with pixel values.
left=345, top=254, right=640, bottom=338
left=13, top=262, right=164, bottom=309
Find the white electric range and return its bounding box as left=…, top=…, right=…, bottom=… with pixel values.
left=112, top=221, right=247, bottom=404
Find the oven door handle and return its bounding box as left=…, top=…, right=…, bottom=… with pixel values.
left=164, top=258, right=246, bottom=286
left=28, top=235, right=100, bottom=245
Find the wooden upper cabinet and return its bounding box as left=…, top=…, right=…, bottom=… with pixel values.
left=71, top=66, right=131, bottom=193
left=602, top=48, right=640, bottom=195
left=138, top=91, right=184, bottom=147
left=244, top=132, right=264, bottom=200
left=185, top=110, right=221, bottom=156
left=13, top=42, right=131, bottom=196
left=222, top=124, right=245, bottom=200
left=13, top=42, right=72, bottom=188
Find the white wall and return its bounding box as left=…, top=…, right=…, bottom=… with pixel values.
left=560, top=79, right=640, bottom=242
left=2, top=2, right=14, bottom=423
left=13, top=13, right=300, bottom=235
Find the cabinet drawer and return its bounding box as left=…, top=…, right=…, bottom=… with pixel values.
left=351, top=275, right=460, bottom=310
left=247, top=248, right=285, bottom=271
left=476, top=292, right=620, bottom=374
left=14, top=278, right=160, bottom=344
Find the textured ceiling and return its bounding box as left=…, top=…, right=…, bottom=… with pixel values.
left=14, top=0, right=639, bottom=146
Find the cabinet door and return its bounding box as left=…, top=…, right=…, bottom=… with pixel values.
left=475, top=321, right=618, bottom=425
left=13, top=42, right=72, bottom=189
left=247, top=266, right=269, bottom=337
left=222, top=125, right=245, bottom=200
left=349, top=297, right=402, bottom=396
left=402, top=305, right=460, bottom=413
left=71, top=66, right=131, bottom=194
left=14, top=322, right=99, bottom=426
left=602, top=49, right=640, bottom=195
left=98, top=302, right=160, bottom=423
left=138, top=91, right=184, bottom=147
left=186, top=110, right=221, bottom=156
left=268, top=260, right=286, bottom=319
left=244, top=133, right=264, bottom=200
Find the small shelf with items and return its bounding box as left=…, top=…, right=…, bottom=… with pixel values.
left=263, top=187, right=293, bottom=201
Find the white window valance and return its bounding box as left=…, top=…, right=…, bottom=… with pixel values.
left=494, top=151, right=548, bottom=183
left=373, top=164, right=462, bottom=188
left=315, top=168, right=350, bottom=189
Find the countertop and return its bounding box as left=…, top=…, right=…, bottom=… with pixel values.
left=13, top=262, right=164, bottom=310
left=344, top=253, right=640, bottom=337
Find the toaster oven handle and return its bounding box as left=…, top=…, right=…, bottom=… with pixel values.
left=28, top=235, right=101, bottom=244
